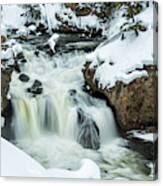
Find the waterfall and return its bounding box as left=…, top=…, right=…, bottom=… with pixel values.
left=9, top=48, right=118, bottom=148
left=5, top=42, right=152, bottom=180
left=11, top=89, right=118, bottom=146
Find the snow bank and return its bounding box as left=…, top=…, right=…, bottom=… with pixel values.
left=1, top=138, right=100, bottom=178
left=86, top=5, right=156, bottom=90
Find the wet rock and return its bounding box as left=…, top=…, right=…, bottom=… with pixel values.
left=33, top=79, right=42, bottom=87
left=19, top=58, right=27, bottom=64
left=64, top=3, right=78, bottom=11
left=126, top=128, right=158, bottom=160
left=1, top=100, right=14, bottom=140
left=77, top=108, right=85, bottom=124
left=14, top=62, right=21, bottom=73
left=83, top=63, right=158, bottom=132
left=1, top=35, right=7, bottom=43
left=27, top=80, right=43, bottom=95
left=36, top=22, right=48, bottom=34
left=75, top=7, right=92, bottom=17
left=24, top=21, right=36, bottom=27
left=19, top=73, right=30, bottom=82
left=77, top=121, right=100, bottom=150
left=76, top=108, right=100, bottom=150
left=69, top=89, right=78, bottom=104
left=34, top=50, right=40, bottom=57
left=1, top=68, right=13, bottom=116
left=15, top=52, right=24, bottom=60
left=69, top=89, right=77, bottom=96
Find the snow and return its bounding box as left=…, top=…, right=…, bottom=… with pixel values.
left=1, top=48, right=13, bottom=60
left=1, top=40, right=23, bottom=68
left=130, top=131, right=158, bottom=142
left=48, top=33, right=60, bottom=53
left=40, top=4, right=104, bottom=34
left=28, top=24, right=36, bottom=32
left=1, top=4, right=107, bottom=37
left=1, top=5, right=25, bottom=30
left=86, top=5, right=156, bottom=90
left=12, top=43, right=23, bottom=57
left=1, top=117, right=5, bottom=128
left=1, top=137, right=100, bottom=178
left=16, top=26, right=28, bottom=36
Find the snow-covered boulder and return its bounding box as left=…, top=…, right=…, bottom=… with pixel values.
left=48, top=33, right=60, bottom=53
left=83, top=4, right=157, bottom=132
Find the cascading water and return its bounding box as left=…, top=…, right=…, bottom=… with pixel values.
left=8, top=41, right=153, bottom=180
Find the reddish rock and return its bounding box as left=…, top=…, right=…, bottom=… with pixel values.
left=75, top=7, right=92, bottom=17
left=1, top=35, right=7, bottom=43
left=83, top=63, right=158, bottom=133
left=64, top=3, right=78, bottom=11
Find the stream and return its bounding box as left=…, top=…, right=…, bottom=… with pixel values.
left=4, top=34, right=153, bottom=180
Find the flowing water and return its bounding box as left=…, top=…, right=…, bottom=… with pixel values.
left=7, top=39, right=153, bottom=180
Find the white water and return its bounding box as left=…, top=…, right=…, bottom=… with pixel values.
left=8, top=43, right=153, bottom=180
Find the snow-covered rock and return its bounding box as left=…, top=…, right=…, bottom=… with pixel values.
left=12, top=43, right=23, bottom=57
left=87, top=5, right=156, bottom=90
left=48, top=33, right=60, bottom=53
left=83, top=4, right=157, bottom=133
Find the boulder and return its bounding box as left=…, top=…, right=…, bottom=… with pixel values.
left=83, top=63, right=157, bottom=133
left=19, top=73, right=30, bottom=82
left=64, top=3, right=78, bottom=11
left=75, top=7, right=92, bottom=17
left=126, top=127, right=158, bottom=160
left=1, top=35, right=7, bottom=43
left=27, top=80, right=43, bottom=95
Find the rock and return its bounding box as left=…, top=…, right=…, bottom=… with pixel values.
left=75, top=7, right=92, bottom=17
left=33, top=79, right=42, bottom=87
left=77, top=122, right=100, bottom=150
left=36, top=23, right=48, bottom=33
left=15, top=52, right=24, bottom=60
left=1, top=100, right=14, bottom=140
left=64, top=3, right=78, bottom=11
left=19, top=73, right=30, bottom=82
left=34, top=50, right=40, bottom=57
left=27, top=80, right=43, bottom=95
left=1, top=68, right=14, bottom=140
left=1, top=35, right=7, bottom=43
left=126, top=128, right=158, bottom=160
left=1, top=69, right=13, bottom=116
left=19, top=58, right=27, bottom=64
left=83, top=63, right=157, bottom=133
left=76, top=108, right=100, bottom=150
